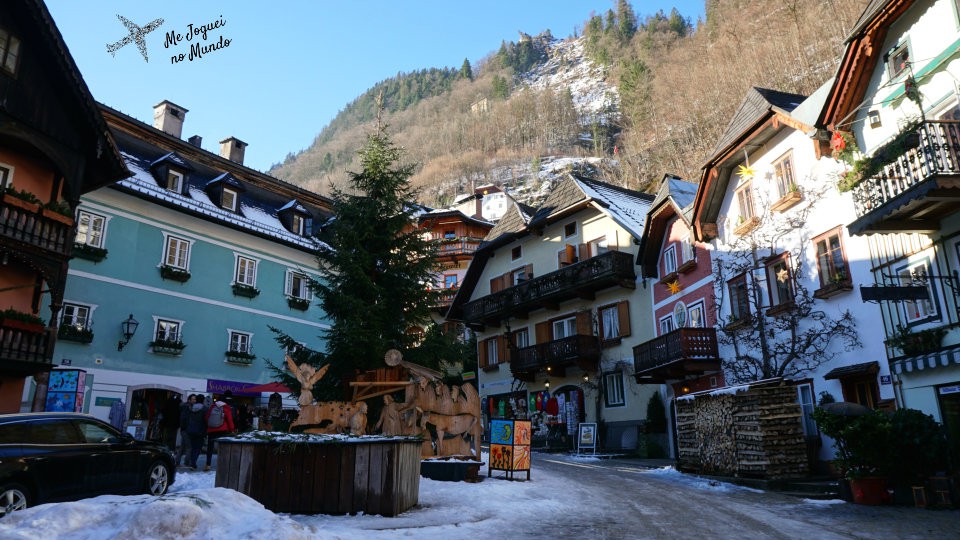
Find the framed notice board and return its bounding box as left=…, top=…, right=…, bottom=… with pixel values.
left=488, top=419, right=531, bottom=480
left=577, top=422, right=597, bottom=455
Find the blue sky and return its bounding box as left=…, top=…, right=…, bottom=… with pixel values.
left=46, top=1, right=705, bottom=173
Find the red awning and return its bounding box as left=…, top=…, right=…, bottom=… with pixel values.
left=242, top=381, right=292, bottom=394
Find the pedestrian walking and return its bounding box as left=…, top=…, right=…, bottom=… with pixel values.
left=177, top=394, right=196, bottom=466
left=184, top=394, right=207, bottom=470
left=159, top=394, right=181, bottom=452
left=204, top=395, right=236, bottom=471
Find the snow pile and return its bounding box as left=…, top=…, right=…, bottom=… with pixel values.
left=522, top=37, right=618, bottom=121
left=638, top=466, right=765, bottom=494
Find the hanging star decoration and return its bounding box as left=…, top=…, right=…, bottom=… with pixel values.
left=736, top=164, right=756, bottom=180
left=667, top=280, right=683, bottom=295
left=776, top=268, right=790, bottom=283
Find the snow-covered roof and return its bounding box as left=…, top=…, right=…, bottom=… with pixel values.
left=574, top=176, right=653, bottom=239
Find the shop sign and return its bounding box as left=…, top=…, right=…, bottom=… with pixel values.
left=880, top=375, right=891, bottom=385
left=577, top=422, right=597, bottom=454
left=939, top=384, right=960, bottom=395
left=206, top=378, right=258, bottom=396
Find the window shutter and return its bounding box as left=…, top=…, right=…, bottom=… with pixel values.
left=490, top=276, right=501, bottom=293
left=578, top=243, right=589, bottom=261
left=284, top=271, right=293, bottom=296
left=565, top=244, right=577, bottom=263
left=617, top=301, right=631, bottom=337
left=576, top=312, right=592, bottom=336
left=524, top=264, right=534, bottom=279
left=535, top=321, right=551, bottom=343
left=478, top=339, right=488, bottom=368
left=497, top=336, right=508, bottom=364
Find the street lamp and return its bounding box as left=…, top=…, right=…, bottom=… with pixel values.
left=117, top=314, right=139, bottom=351
left=544, top=379, right=551, bottom=390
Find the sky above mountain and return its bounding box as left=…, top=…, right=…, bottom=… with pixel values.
left=45, top=1, right=705, bottom=173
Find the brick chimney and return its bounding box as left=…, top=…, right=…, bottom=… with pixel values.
left=152, top=100, right=188, bottom=138
left=188, top=135, right=202, bottom=148
left=219, top=137, right=246, bottom=165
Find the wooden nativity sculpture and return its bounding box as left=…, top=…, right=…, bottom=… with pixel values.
left=286, top=355, right=368, bottom=435
left=375, top=349, right=482, bottom=459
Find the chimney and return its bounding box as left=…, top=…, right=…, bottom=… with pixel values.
left=219, top=137, right=246, bottom=165
left=188, top=135, right=202, bottom=148
left=152, top=100, right=188, bottom=138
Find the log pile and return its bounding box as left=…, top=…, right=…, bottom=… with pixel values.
left=675, top=382, right=809, bottom=479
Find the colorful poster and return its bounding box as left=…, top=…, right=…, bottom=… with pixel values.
left=577, top=422, right=597, bottom=454
left=49, top=370, right=79, bottom=392
left=514, top=420, right=531, bottom=446
left=490, top=444, right=513, bottom=469
left=490, top=420, right=513, bottom=445
left=45, top=392, right=76, bottom=412
left=512, top=444, right=531, bottom=471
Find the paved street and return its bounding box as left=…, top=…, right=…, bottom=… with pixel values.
left=479, top=453, right=960, bottom=540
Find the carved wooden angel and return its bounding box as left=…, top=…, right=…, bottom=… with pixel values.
left=285, top=355, right=329, bottom=407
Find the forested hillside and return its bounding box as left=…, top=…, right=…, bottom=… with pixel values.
left=270, top=0, right=869, bottom=205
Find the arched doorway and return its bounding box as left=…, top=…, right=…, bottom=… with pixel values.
left=126, top=384, right=183, bottom=441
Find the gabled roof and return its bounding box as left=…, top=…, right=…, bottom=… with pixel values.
left=150, top=152, right=194, bottom=171
left=418, top=208, right=495, bottom=230
left=637, top=175, right=698, bottom=276
left=692, top=87, right=809, bottom=241
left=447, top=175, right=652, bottom=320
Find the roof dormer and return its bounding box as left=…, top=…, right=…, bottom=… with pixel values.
left=278, top=199, right=313, bottom=236
left=205, top=173, right=246, bottom=213
left=149, top=152, right=193, bottom=195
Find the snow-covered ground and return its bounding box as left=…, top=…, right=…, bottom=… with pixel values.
left=0, top=451, right=859, bottom=540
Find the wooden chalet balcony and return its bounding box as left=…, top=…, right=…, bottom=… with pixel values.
left=0, top=322, right=56, bottom=376
left=0, top=195, right=74, bottom=258
left=632, top=328, right=720, bottom=384
left=850, top=121, right=960, bottom=235
left=437, top=238, right=482, bottom=259
left=511, top=334, right=601, bottom=381
left=433, top=289, right=457, bottom=311
left=462, top=250, right=636, bottom=325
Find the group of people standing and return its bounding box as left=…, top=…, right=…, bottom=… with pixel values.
left=159, top=391, right=253, bottom=471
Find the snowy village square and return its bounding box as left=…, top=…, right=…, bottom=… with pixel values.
left=2, top=0, right=960, bottom=538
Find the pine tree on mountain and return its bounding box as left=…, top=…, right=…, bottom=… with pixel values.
left=616, top=0, right=637, bottom=42
left=309, top=112, right=440, bottom=392
left=460, top=58, right=473, bottom=80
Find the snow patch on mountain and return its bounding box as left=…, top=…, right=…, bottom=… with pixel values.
left=521, top=36, right=618, bottom=122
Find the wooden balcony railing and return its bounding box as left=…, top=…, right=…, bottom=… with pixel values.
left=0, top=322, right=55, bottom=375
left=437, top=238, right=482, bottom=257
left=511, top=334, right=601, bottom=378
left=851, top=121, right=960, bottom=220
left=0, top=195, right=74, bottom=258
left=433, top=289, right=457, bottom=310
left=633, top=327, right=719, bottom=381
left=462, top=250, right=636, bottom=324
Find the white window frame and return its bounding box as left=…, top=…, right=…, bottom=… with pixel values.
left=663, top=245, right=677, bottom=275
left=152, top=316, right=184, bottom=343
left=61, top=302, right=95, bottom=330
left=659, top=315, right=674, bottom=335
left=552, top=316, right=577, bottom=339
left=292, top=214, right=306, bottom=235
left=603, top=371, right=625, bottom=407
left=234, top=254, right=258, bottom=286
left=484, top=336, right=499, bottom=366
left=222, top=188, right=238, bottom=211
left=166, top=170, right=184, bottom=194
left=773, top=151, right=796, bottom=198
left=76, top=210, right=108, bottom=248
left=897, top=259, right=939, bottom=325
left=0, top=162, right=14, bottom=190
left=796, top=383, right=816, bottom=436
left=285, top=270, right=313, bottom=300
left=687, top=301, right=705, bottom=328
left=161, top=233, right=193, bottom=270
left=736, top=182, right=755, bottom=221
left=886, top=40, right=911, bottom=80
left=599, top=305, right=620, bottom=340
left=513, top=328, right=530, bottom=349
left=227, top=329, right=253, bottom=354
left=588, top=236, right=608, bottom=257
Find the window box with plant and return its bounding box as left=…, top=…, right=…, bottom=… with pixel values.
left=885, top=324, right=947, bottom=356
left=72, top=243, right=108, bottom=262
left=224, top=349, right=256, bottom=364
left=2, top=186, right=41, bottom=212
left=150, top=338, right=186, bottom=355
left=814, top=271, right=854, bottom=300
left=733, top=215, right=760, bottom=236
left=287, top=296, right=310, bottom=311
left=42, top=200, right=74, bottom=225
left=770, top=184, right=803, bottom=213
left=232, top=283, right=260, bottom=298
left=159, top=265, right=191, bottom=282
left=0, top=308, right=46, bottom=333
left=57, top=324, right=93, bottom=343
left=723, top=314, right=752, bottom=331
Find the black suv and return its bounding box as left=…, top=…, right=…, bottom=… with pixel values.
left=0, top=412, right=176, bottom=517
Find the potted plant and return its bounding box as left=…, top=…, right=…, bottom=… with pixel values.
left=2, top=187, right=42, bottom=212
left=287, top=296, right=310, bottom=311
left=232, top=283, right=260, bottom=298
left=225, top=349, right=256, bottom=364
left=150, top=337, right=186, bottom=354
left=886, top=408, right=949, bottom=505
left=159, top=265, right=191, bottom=282
left=812, top=407, right=893, bottom=505
left=42, top=200, right=74, bottom=225
left=886, top=324, right=947, bottom=356
left=72, top=243, right=108, bottom=262
left=0, top=308, right=46, bottom=333
left=58, top=324, right=94, bottom=343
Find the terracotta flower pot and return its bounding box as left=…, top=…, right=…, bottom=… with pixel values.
left=849, top=477, right=891, bottom=505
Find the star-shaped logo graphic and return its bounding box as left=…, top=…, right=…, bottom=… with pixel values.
left=106, top=14, right=164, bottom=62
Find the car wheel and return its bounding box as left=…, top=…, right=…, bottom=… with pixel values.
left=0, top=483, right=29, bottom=518
left=145, top=461, right=170, bottom=496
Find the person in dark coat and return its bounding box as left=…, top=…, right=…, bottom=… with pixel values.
left=160, top=395, right=182, bottom=452
left=203, top=395, right=236, bottom=471
left=184, top=394, right=208, bottom=469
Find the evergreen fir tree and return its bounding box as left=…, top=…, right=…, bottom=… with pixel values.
left=460, top=58, right=473, bottom=80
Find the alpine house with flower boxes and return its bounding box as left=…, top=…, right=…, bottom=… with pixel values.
left=0, top=0, right=129, bottom=412
left=447, top=174, right=659, bottom=452
left=818, top=0, right=960, bottom=453
left=48, top=99, right=333, bottom=430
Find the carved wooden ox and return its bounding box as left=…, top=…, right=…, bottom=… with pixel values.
left=419, top=410, right=482, bottom=458
left=291, top=401, right=368, bottom=435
